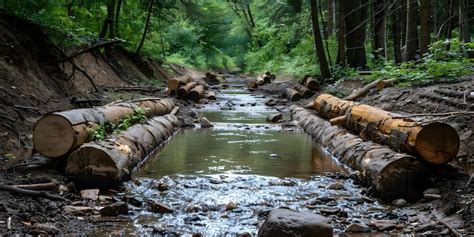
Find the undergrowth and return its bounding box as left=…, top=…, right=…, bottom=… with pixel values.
left=87, top=107, right=147, bottom=141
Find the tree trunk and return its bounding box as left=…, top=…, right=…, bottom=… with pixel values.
left=302, top=75, right=320, bottom=91
left=314, top=94, right=460, bottom=164
left=445, top=0, right=456, bottom=51
left=99, top=0, right=116, bottom=39
left=187, top=85, right=205, bottom=102
left=291, top=106, right=430, bottom=201
left=403, top=0, right=419, bottom=61
left=459, top=0, right=471, bottom=44
left=66, top=114, right=179, bottom=189
left=373, top=0, right=386, bottom=60
left=294, top=84, right=315, bottom=98
left=336, top=0, right=346, bottom=64
left=283, top=88, right=302, bottom=102
left=344, top=0, right=368, bottom=68
left=327, top=0, right=335, bottom=35
left=33, top=98, right=175, bottom=158
left=136, top=0, right=154, bottom=54
left=310, top=0, right=331, bottom=79
left=392, top=0, right=403, bottom=64
left=420, top=0, right=431, bottom=56
left=114, top=0, right=123, bottom=37
left=177, top=82, right=199, bottom=99
left=401, top=0, right=407, bottom=46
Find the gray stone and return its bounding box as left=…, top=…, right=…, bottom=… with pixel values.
left=225, top=201, right=238, bottom=211
left=327, top=181, right=344, bottom=190
left=423, top=188, right=440, bottom=195
left=80, top=189, right=99, bottom=200
left=100, top=202, right=129, bottom=216
left=200, top=117, right=214, bottom=128
left=148, top=200, right=174, bottom=213
left=346, top=223, right=372, bottom=233
left=392, top=198, right=407, bottom=207
left=423, top=193, right=441, bottom=200
left=258, top=209, right=333, bottom=237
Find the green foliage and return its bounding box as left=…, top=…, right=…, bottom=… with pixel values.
left=87, top=107, right=147, bottom=141
left=369, top=39, right=473, bottom=86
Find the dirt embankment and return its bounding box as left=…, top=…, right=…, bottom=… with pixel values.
left=0, top=12, right=202, bottom=161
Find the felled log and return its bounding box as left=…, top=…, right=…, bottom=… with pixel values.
left=314, top=94, right=460, bottom=164
left=247, top=80, right=258, bottom=89
left=375, top=78, right=397, bottom=90
left=66, top=114, right=179, bottom=188
left=343, top=79, right=382, bottom=101
left=294, top=84, right=315, bottom=98
left=167, top=75, right=192, bottom=93
left=33, top=98, right=174, bottom=158
left=187, top=85, right=205, bottom=102
left=204, top=72, right=220, bottom=85
left=14, top=182, right=57, bottom=191
left=301, top=75, right=320, bottom=91
left=0, top=183, right=67, bottom=201
left=203, top=91, right=217, bottom=100
left=290, top=106, right=430, bottom=201
left=266, top=113, right=283, bottom=123
left=256, top=77, right=266, bottom=86
left=177, top=82, right=199, bottom=99
left=283, top=88, right=302, bottom=102
left=265, top=71, right=276, bottom=81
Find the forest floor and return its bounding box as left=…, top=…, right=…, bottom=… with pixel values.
left=0, top=12, right=473, bottom=236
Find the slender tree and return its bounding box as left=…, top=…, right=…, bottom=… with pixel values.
left=327, top=0, right=335, bottom=36
left=336, top=0, right=346, bottom=65
left=403, top=0, right=419, bottom=61
left=391, top=0, right=402, bottom=64
left=310, top=0, right=331, bottom=79
left=99, top=0, right=116, bottom=39
left=420, top=0, right=431, bottom=56
left=114, top=0, right=123, bottom=37
left=136, top=0, right=154, bottom=54
left=459, top=0, right=471, bottom=44
left=373, top=0, right=386, bottom=60
left=344, top=0, right=368, bottom=68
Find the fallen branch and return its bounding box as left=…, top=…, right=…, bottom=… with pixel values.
left=0, top=183, right=67, bottom=201
left=58, top=39, right=122, bottom=62
left=392, top=111, right=474, bottom=119
left=14, top=182, right=57, bottom=191
left=343, top=79, right=382, bottom=101
left=438, top=220, right=462, bottom=237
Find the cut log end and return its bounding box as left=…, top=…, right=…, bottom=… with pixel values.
left=33, top=115, right=78, bottom=158
left=415, top=123, right=460, bottom=164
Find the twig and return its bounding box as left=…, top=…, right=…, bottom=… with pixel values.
left=438, top=220, right=462, bottom=237
left=13, top=105, right=41, bottom=115
left=392, top=111, right=474, bottom=119
left=0, top=183, right=67, bottom=201
left=58, top=39, right=122, bottom=62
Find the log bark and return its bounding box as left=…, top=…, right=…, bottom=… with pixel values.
left=256, top=77, right=266, bottom=86
left=294, top=84, right=315, bottom=98
left=203, top=91, right=217, bottom=100
left=66, top=114, right=179, bottom=188
left=283, top=88, right=302, bottom=102
left=343, top=79, right=382, bottom=101
left=167, top=75, right=192, bottom=93
left=302, top=76, right=320, bottom=91
left=290, top=106, right=430, bottom=201
left=33, top=98, right=175, bottom=158
left=187, top=85, right=205, bottom=102
left=247, top=80, right=258, bottom=89
left=376, top=78, right=397, bottom=90
left=314, top=94, right=460, bottom=164
left=177, top=82, right=199, bottom=99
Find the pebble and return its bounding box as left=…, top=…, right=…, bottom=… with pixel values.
left=269, top=154, right=278, bottom=158
left=346, top=223, right=372, bottom=233
left=225, top=201, right=238, bottom=211
left=327, top=181, right=344, bottom=190
left=200, top=117, right=214, bottom=128
left=392, top=198, right=408, bottom=207
left=148, top=200, right=174, bottom=213
left=423, top=193, right=441, bottom=200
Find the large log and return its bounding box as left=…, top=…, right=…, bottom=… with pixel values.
left=167, top=75, right=192, bottom=93
left=343, top=79, right=382, bottom=101
left=247, top=80, right=258, bottom=89
left=294, top=84, right=315, bottom=98
left=301, top=75, right=320, bottom=91
left=283, top=88, right=302, bottom=102
left=177, top=82, right=199, bottom=99
left=290, top=106, right=430, bottom=201
left=33, top=98, right=175, bottom=158
left=314, top=94, right=460, bottom=164
left=256, top=77, right=266, bottom=86
left=66, top=114, right=179, bottom=188
left=187, top=85, right=205, bottom=102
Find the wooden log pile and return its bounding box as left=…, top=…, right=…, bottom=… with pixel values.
left=66, top=114, right=180, bottom=188
left=167, top=75, right=192, bottom=95
left=203, top=72, right=220, bottom=85
left=314, top=94, right=460, bottom=164
left=301, top=75, right=320, bottom=91
left=33, top=98, right=175, bottom=158
left=290, top=106, right=430, bottom=201
left=167, top=75, right=216, bottom=102
left=247, top=71, right=276, bottom=89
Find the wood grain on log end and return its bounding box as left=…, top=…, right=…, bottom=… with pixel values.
left=415, top=122, right=459, bottom=164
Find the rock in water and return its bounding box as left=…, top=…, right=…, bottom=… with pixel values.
left=100, top=202, right=129, bottom=216
left=225, top=201, right=238, bottom=211
left=148, top=200, right=174, bottom=213
left=346, top=223, right=372, bottom=233
left=258, top=209, right=333, bottom=237
left=200, top=117, right=214, bottom=128
left=327, top=181, right=344, bottom=190
left=392, top=198, right=407, bottom=207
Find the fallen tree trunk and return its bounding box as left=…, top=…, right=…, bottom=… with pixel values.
left=343, top=79, right=382, bottom=101
left=302, top=75, right=320, bottom=91
left=264, top=71, right=276, bottom=81
left=256, top=77, right=266, bottom=86
left=314, top=94, right=460, bottom=164
left=283, top=88, right=302, bottom=102
left=66, top=114, right=179, bottom=188
left=376, top=78, right=397, bottom=90
left=177, top=82, right=199, bottom=99
left=0, top=183, right=67, bottom=201
left=33, top=98, right=175, bottom=158
left=167, top=75, right=192, bottom=93
left=247, top=80, right=258, bottom=89
left=294, top=84, right=315, bottom=98
left=290, top=106, right=430, bottom=201
left=203, top=91, right=217, bottom=100
left=187, top=85, right=205, bottom=102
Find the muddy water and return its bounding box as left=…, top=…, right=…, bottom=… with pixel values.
left=101, top=88, right=392, bottom=236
